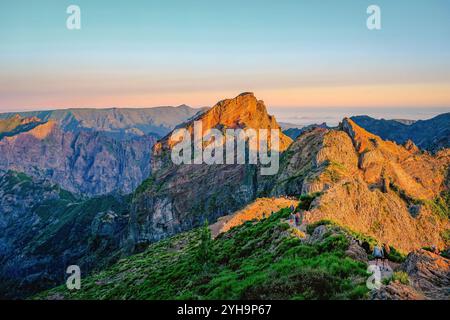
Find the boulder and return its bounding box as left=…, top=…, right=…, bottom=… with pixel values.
left=401, top=249, right=450, bottom=299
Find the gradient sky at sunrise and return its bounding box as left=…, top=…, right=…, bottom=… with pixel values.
left=1, top=0, right=450, bottom=111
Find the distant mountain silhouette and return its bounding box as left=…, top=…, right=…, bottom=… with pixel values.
left=283, top=123, right=330, bottom=140
left=0, top=107, right=205, bottom=195
left=0, top=105, right=207, bottom=139
left=351, top=113, right=450, bottom=153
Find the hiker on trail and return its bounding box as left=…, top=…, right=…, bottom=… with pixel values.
left=372, top=244, right=384, bottom=267
left=294, top=212, right=303, bottom=227
left=382, top=243, right=390, bottom=270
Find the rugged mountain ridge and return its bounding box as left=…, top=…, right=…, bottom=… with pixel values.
left=264, top=118, right=449, bottom=252
left=0, top=105, right=206, bottom=139
left=283, top=123, right=330, bottom=140
left=0, top=118, right=157, bottom=195
left=1, top=93, right=449, bottom=299
left=130, top=93, right=449, bottom=253
left=351, top=113, right=450, bottom=153
left=128, top=93, right=292, bottom=250
left=0, top=106, right=205, bottom=195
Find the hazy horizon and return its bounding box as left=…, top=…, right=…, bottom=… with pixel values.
left=1, top=103, right=448, bottom=128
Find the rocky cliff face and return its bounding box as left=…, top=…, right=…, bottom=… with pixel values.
left=372, top=249, right=449, bottom=300
left=128, top=93, right=292, bottom=249
left=129, top=96, right=449, bottom=253
left=265, top=118, right=449, bottom=252
left=0, top=118, right=157, bottom=195
left=0, top=171, right=128, bottom=298
left=1, top=95, right=449, bottom=299
left=0, top=106, right=205, bottom=196
left=0, top=106, right=206, bottom=138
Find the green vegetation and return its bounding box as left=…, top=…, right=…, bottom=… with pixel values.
left=0, top=170, right=132, bottom=298
left=133, top=176, right=155, bottom=196
left=427, top=191, right=450, bottom=219
left=297, top=192, right=322, bottom=211
left=442, top=230, right=450, bottom=247
left=38, top=208, right=369, bottom=300
left=390, top=183, right=449, bottom=219
left=383, top=271, right=410, bottom=286
left=305, top=219, right=406, bottom=262
left=29, top=194, right=129, bottom=256
left=306, top=219, right=335, bottom=234
left=386, top=246, right=407, bottom=263
left=323, top=161, right=346, bottom=183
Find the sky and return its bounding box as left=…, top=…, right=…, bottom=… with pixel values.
left=1, top=0, right=450, bottom=112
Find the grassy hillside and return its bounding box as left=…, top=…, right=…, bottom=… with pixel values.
left=38, top=209, right=369, bottom=300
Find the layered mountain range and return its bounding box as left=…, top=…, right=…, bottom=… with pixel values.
left=131, top=93, right=449, bottom=253
left=351, top=113, right=450, bottom=153
left=0, top=106, right=204, bottom=195
left=0, top=93, right=449, bottom=299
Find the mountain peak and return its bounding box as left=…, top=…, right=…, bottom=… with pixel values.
left=205, top=92, right=272, bottom=129
left=155, top=93, right=292, bottom=155
left=341, top=117, right=379, bottom=153
left=339, top=117, right=448, bottom=199
left=237, top=91, right=255, bottom=97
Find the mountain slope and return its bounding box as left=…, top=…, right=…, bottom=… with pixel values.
left=351, top=113, right=450, bottom=153
left=264, top=118, right=449, bottom=252
left=0, top=105, right=206, bottom=139
left=38, top=209, right=370, bottom=300
left=128, top=93, right=292, bottom=250
left=2, top=95, right=449, bottom=299
left=130, top=95, right=449, bottom=253
left=0, top=118, right=157, bottom=195
left=0, top=107, right=206, bottom=195
left=0, top=171, right=129, bottom=298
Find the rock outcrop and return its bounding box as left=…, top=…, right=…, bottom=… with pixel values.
left=401, top=249, right=450, bottom=299
left=129, top=99, right=449, bottom=253
left=128, top=93, right=292, bottom=249
left=262, top=118, right=449, bottom=252
left=371, top=282, right=427, bottom=300
left=209, top=197, right=298, bottom=237
left=371, top=249, right=449, bottom=300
